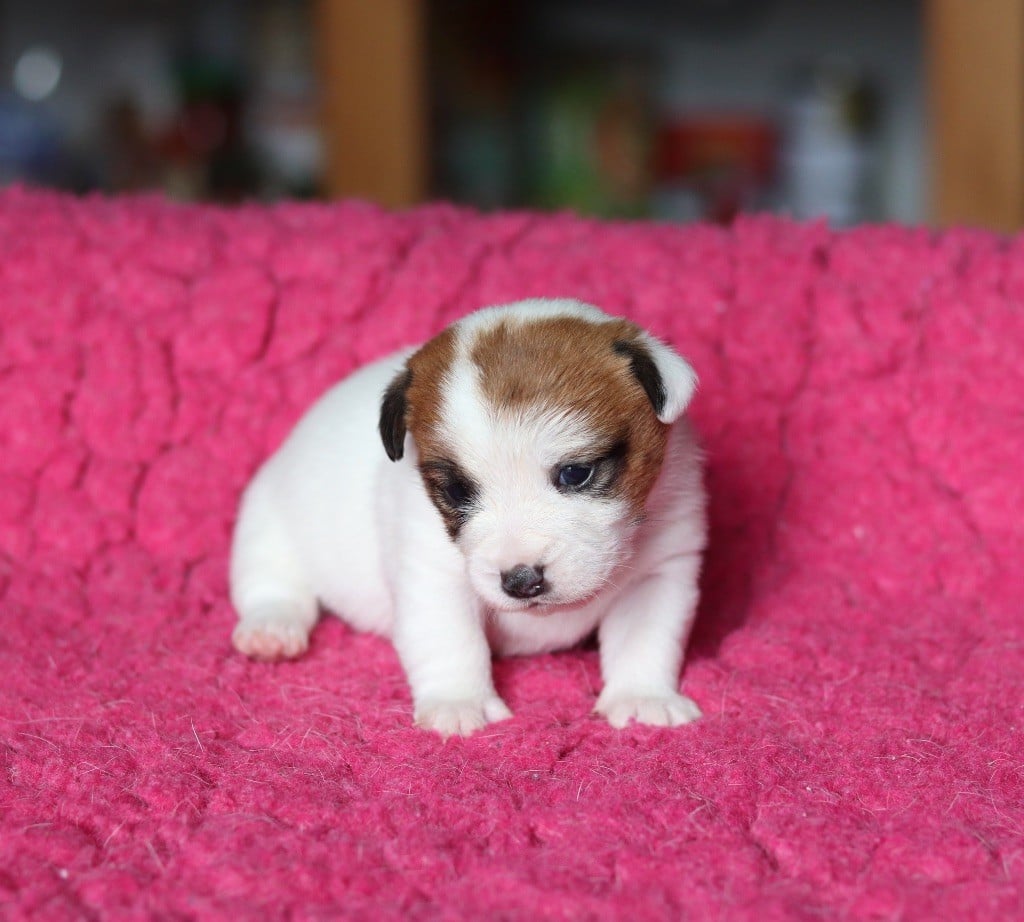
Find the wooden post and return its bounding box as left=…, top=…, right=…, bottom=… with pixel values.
left=314, top=0, right=427, bottom=207
left=927, top=0, right=1024, bottom=231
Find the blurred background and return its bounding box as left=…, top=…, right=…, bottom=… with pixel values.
left=0, top=0, right=1020, bottom=230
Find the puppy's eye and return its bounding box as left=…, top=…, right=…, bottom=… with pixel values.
left=443, top=476, right=473, bottom=507
left=557, top=463, right=594, bottom=490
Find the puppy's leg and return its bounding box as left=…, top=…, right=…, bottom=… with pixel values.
left=393, top=568, right=510, bottom=737
left=594, top=553, right=702, bottom=728
left=230, top=481, right=318, bottom=661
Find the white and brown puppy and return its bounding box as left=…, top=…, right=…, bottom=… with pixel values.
left=230, top=299, right=706, bottom=736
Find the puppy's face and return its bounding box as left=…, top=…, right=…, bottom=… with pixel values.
left=379, top=301, right=696, bottom=613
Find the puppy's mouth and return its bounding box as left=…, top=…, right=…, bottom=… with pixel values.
left=492, top=590, right=599, bottom=617
left=522, top=598, right=555, bottom=616
left=471, top=562, right=609, bottom=615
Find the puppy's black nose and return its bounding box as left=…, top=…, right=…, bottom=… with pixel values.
left=501, top=564, right=547, bottom=599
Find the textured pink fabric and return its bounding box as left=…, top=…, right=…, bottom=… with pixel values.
left=2, top=187, right=1023, bottom=919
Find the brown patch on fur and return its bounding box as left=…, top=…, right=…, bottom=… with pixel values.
left=398, top=326, right=467, bottom=536
left=470, top=317, right=668, bottom=515
left=404, top=326, right=457, bottom=462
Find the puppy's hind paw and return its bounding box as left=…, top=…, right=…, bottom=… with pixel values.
left=595, top=690, right=702, bottom=729
left=414, top=696, right=512, bottom=738
left=233, top=617, right=310, bottom=662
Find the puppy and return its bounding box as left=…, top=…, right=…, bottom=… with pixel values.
left=230, top=299, right=706, bottom=736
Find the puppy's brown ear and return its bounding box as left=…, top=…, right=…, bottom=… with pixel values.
left=379, top=368, right=412, bottom=461
left=614, top=334, right=697, bottom=424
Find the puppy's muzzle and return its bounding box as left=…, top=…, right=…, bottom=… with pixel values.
left=500, top=564, right=548, bottom=600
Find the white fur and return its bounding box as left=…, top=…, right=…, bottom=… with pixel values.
left=230, top=300, right=706, bottom=736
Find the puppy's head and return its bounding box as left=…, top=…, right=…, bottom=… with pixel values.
left=379, top=299, right=696, bottom=613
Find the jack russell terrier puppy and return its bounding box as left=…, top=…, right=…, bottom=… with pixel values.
left=230, top=299, right=706, bottom=736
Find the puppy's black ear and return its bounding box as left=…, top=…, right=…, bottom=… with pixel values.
left=379, top=368, right=412, bottom=461
left=613, top=334, right=697, bottom=423
left=613, top=340, right=667, bottom=417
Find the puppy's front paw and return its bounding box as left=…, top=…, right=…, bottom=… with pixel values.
left=233, top=618, right=310, bottom=661
left=414, top=696, right=512, bottom=738
left=595, top=690, right=702, bottom=729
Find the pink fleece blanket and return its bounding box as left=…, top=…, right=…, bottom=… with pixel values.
left=2, top=186, right=1023, bottom=919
